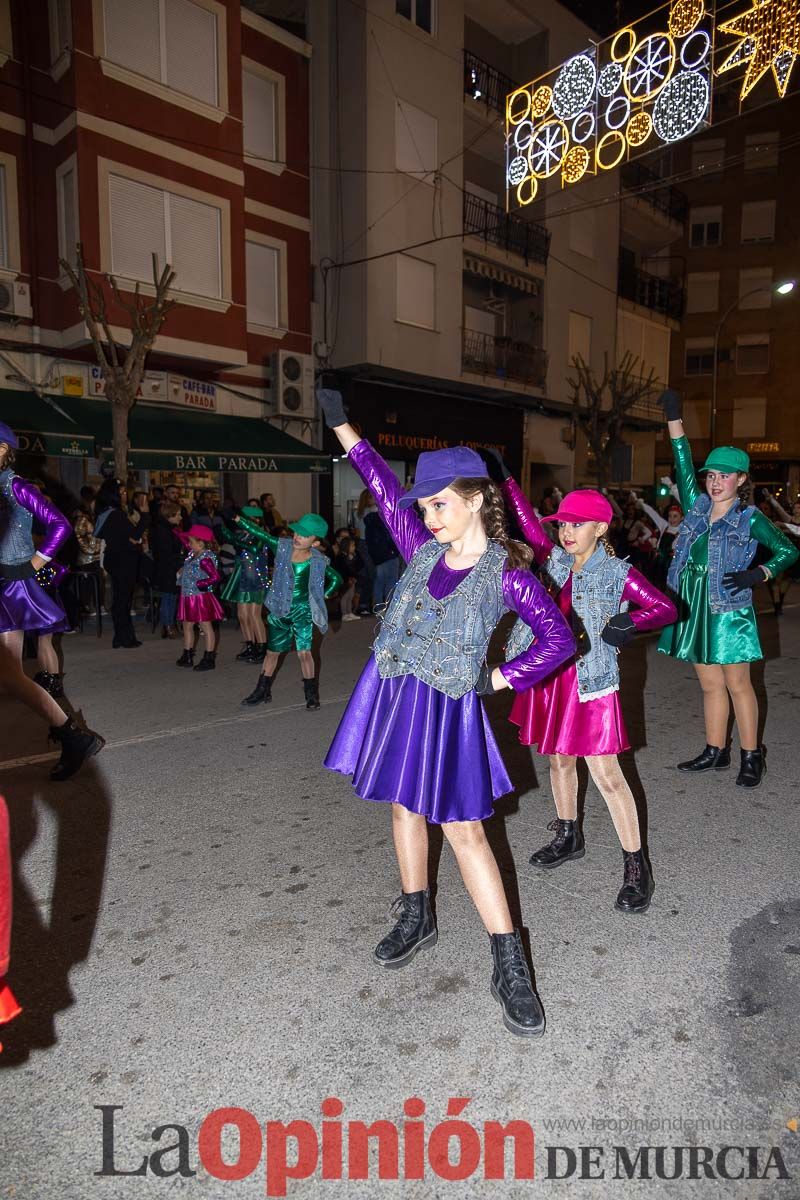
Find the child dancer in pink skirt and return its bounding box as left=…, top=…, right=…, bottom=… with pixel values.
left=174, top=525, right=224, bottom=672
left=490, top=451, right=676, bottom=913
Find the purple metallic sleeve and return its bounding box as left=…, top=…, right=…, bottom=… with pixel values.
left=623, top=567, right=677, bottom=632
left=12, top=477, right=70, bottom=561
left=499, top=568, right=576, bottom=692
left=347, top=439, right=431, bottom=563
left=501, top=477, right=554, bottom=566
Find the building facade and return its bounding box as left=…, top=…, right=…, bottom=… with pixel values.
left=0, top=0, right=321, bottom=513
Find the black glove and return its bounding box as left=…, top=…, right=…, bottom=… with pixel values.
left=600, top=612, right=636, bottom=647
left=482, top=446, right=511, bottom=482
left=658, top=389, right=682, bottom=422
left=316, top=388, right=348, bottom=429
left=475, top=663, right=498, bottom=695
left=723, top=567, right=765, bottom=591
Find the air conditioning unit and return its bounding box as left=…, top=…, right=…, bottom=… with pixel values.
left=271, top=351, right=314, bottom=419
left=0, top=281, right=32, bottom=320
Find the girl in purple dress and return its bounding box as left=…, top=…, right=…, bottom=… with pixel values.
left=495, top=453, right=676, bottom=914
left=319, top=391, right=575, bottom=1038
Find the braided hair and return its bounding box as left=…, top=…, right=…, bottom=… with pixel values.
left=449, top=477, right=533, bottom=571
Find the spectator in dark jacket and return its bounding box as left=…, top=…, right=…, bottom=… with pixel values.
left=150, top=500, right=184, bottom=637
left=94, top=480, right=142, bottom=648
left=363, top=497, right=401, bottom=610
left=332, top=536, right=364, bottom=621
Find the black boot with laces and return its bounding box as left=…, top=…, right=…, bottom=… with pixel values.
left=529, top=818, right=585, bottom=869
left=615, top=849, right=654, bottom=914
left=490, top=931, right=545, bottom=1038
left=373, top=890, right=437, bottom=969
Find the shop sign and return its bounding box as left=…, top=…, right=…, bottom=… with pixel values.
left=747, top=441, right=780, bottom=454
left=125, top=450, right=330, bottom=474
left=377, top=432, right=510, bottom=457
left=167, top=376, right=217, bottom=411
left=90, top=366, right=167, bottom=401
left=15, top=429, right=93, bottom=458
left=61, top=373, right=84, bottom=396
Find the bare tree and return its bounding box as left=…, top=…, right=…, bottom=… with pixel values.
left=567, top=350, right=659, bottom=491
left=60, top=246, right=176, bottom=480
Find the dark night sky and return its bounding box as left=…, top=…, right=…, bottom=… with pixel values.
left=557, top=0, right=670, bottom=37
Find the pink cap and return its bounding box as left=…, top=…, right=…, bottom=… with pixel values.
left=186, top=524, right=216, bottom=542
left=540, top=489, right=613, bottom=525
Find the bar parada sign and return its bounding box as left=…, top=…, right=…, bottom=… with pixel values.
left=130, top=452, right=330, bottom=474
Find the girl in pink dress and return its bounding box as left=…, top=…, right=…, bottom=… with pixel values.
left=493, top=453, right=676, bottom=913
left=174, top=525, right=224, bottom=672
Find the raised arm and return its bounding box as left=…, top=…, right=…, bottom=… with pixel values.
left=12, top=478, right=70, bottom=561
left=501, top=476, right=555, bottom=566
left=236, top=513, right=279, bottom=551
left=622, top=567, right=677, bottom=632
left=497, top=569, right=576, bottom=692
left=657, top=390, right=699, bottom=513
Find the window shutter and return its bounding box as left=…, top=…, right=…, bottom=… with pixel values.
left=396, top=254, right=435, bottom=327
left=168, top=192, right=221, bottom=297
left=733, top=397, right=767, bottom=437
left=395, top=100, right=437, bottom=180
left=246, top=240, right=279, bottom=327
left=243, top=70, right=277, bottom=161
left=109, top=173, right=167, bottom=281
left=60, top=168, right=77, bottom=265
left=165, top=0, right=218, bottom=105
left=686, top=272, right=719, bottom=313
left=568, top=311, right=592, bottom=364
left=739, top=267, right=772, bottom=308
left=0, top=164, right=7, bottom=268
left=104, top=0, right=160, bottom=81
left=741, top=201, right=775, bottom=243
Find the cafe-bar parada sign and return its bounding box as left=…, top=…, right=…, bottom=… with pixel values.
left=89, top=367, right=217, bottom=411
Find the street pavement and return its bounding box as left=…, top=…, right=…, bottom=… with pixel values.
left=1, top=603, right=798, bottom=1199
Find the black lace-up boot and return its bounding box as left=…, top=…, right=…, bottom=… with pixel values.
left=49, top=717, right=105, bottom=782
left=236, top=640, right=255, bottom=661
left=241, top=674, right=273, bottom=705
left=303, top=678, right=321, bottom=710
left=176, top=649, right=194, bottom=668
left=193, top=650, right=216, bottom=672
left=677, top=744, right=730, bottom=772
left=490, top=931, right=545, bottom=1038
left=373, top=890, right=437, bottom=969
left=736, top=748, right=765, bottom=788
left=33, top=670, right=64, bottom=698
left=615, top=849, right=654, bottom=914
left=529, top=818, right=585, bottom=869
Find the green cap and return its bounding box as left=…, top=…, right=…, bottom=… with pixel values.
left=701, top=446, right=750, bottom=475
left=241, top=505, right=263, bottom=518
left=289, top=512, right=328, bottom=539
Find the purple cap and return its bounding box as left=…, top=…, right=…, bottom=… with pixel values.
left=397, top=446, right=490, bottom=509
left=0, top=421, right=19, bottom=449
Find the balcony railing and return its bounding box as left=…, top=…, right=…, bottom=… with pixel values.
left=462, top=328, right=548, bottom=390
left=621, top=160, right=688, bottom=226
left=464, top=51, right=515, bottom=117
left=464, top=191, right=550, bottom=266
left=618, top=261, right=684, bottom=321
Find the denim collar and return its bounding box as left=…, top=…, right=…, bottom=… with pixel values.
left=571, top=542, right=609, bottom=575
left=694, top=493, right=748, bottom=526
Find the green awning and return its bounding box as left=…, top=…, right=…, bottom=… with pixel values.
left=0, top=390, right=96, bottom=458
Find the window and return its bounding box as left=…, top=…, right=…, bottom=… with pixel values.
left=684, top=339, right=715, bottom=376
left=736, top=334, right=770, bottom=374
left=741, top=200, right=775, bottom=243
left=246, top=240, right=280, bottom=329
left=744, top=131, right=778, bottom=170
left=109, top=173, right=221, bottom=298
left=569, top=209, right=595, bottom=259
left=689, top=205, right=721, bottom=247
left=103, top=0, right=218, bottom=107
left=568, top=311, right=592, bottom=365
left=0, top=0, right=13, bottom=58
left=691, top=137, right=724, bottom=176
left=56, top=159, right=79, bottom=267
left=396, top=254, right=435, bottom=328
left=243, top=70, right=277, bottom=162
left=395, top=100, right=437, bottom=182
left=686, top=271, right=719, bottom=313
left=683, top=398, right=711, bottom=441
left=396, top=0, right=435, bottom=35
left=48, top=0, right=71, bottom=64
left=739, top=267, right=772, bottom=308
left=732, top=396, right=767, bottom=438
left=0, top=163, right=8, bottom=267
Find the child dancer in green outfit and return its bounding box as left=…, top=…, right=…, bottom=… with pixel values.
left=239, top=512, right=342, bottom=710
left=219, top=506, right=270, bottom=663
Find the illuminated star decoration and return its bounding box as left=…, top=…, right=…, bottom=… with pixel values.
left=716, top=0, right=800, bottom=98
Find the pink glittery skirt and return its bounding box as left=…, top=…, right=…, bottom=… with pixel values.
left=509, top=659, right=629, bottom=757
left=177, top=593, right=224, bottom=623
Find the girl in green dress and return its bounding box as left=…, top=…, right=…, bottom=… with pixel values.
left=657, top=390, right=798, bottom=787
left=219, top=506, right=270, bottom=663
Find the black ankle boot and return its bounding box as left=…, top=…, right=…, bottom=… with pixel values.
left=374, top=890, right=437, bottom=968
left=490, top=931, right=545, bottom=1038
left=241, top=673, right=273, bottom=705
left=49, top=717, right=105, bottom=782
left=304, top=677, right=320, bottom=710
left=251, top=642, right=267, bottom=663
left=615, top=849, right=654, bottom=914
left=677, top=744, right=730, bottom=772
left=33, top=670, right=64, bottom=699
left=193, top=650, right=216, bottom=672
left=736, top=748, right=765, bottom=788
left=236, top=640, right=255, bottom=661
left=529, top=818, right=585, bottom=869
left=176, top=649, right=194, bottom=668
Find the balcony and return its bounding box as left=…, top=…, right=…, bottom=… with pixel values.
left=464, top=191, right=550, bottom=267
left=464, top=51, right=515, bottom=117
left=621, top=161, right=688, bottom=225
left=462, top=328, right=547, bottom=390
left=618, top=259, right=684, bottom=322
left=620, top=161, right=687, bottom=252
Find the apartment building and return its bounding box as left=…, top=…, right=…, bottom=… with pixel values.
left=0, top=0, right=323, bottom=512
left=309, top=0, right=679, bottom=524
left=660, top=91, right=800, bottom=499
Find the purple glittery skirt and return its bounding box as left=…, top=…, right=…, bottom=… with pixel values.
left=324, top=657, right=512, bottom=823
left=0, top=577, right=70, bottom=635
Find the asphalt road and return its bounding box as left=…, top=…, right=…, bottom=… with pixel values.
left=1, top=605, right=798, bottom=1199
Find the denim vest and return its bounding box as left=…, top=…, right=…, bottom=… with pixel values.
left=265, top=537, right=330, bottom=634
left=0, top=469, right=34, bottom=566
left=181, top=551, right=218, bottom=597
left=544, top=543, right=630, bottom=700
left=373, top=539, right=534, bottom=700
left=667, top=496, right=756, bottom=614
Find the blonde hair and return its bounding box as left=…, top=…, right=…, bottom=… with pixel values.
left=448, top=477, right=533, bottom=571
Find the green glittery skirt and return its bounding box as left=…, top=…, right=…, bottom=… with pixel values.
left=657, top=560, right=762, bottom=665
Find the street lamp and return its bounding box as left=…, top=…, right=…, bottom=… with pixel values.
left=710, top=279, right=795, bottom=446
